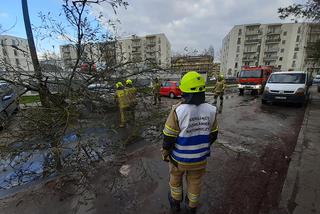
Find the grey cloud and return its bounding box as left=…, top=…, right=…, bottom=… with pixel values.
left=92, top=0, right=297, bottom=54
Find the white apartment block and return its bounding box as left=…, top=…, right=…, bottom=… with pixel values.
left=0, top=35, right=33, bottom=71
left=116, top=33, right=171, bottom=69
left=60, top=33, right=171, bottom=70
left=221, top=23, right=320, bottom=77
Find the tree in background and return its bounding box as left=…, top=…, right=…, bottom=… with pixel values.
left=278, top=0, right=320, bottom=63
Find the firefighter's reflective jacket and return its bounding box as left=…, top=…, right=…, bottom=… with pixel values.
left=116, top=89, right=130, bottom=109
left=213, top=80, right=226, bottom=94
left=163, top=103, right=218, bottom=167
left=125, top=87, right=137, bottom=106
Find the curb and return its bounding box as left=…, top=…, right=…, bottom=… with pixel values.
left=278, top=95, right=311, bottom=212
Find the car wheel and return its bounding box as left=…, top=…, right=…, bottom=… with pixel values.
left=169, top=92, right=175, bottom=99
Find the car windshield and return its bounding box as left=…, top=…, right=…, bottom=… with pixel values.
left=239, top=70, right=262, bottom=78
left=268, top=73, right=306, bottom=84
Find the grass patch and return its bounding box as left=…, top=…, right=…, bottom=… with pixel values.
left=20, top=95, right=40, bottom=104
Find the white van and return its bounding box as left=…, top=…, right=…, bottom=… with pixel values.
left=262, top=71, right=312, bottom=105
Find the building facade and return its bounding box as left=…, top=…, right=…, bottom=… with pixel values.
left=0, top=35, right=33, bottom=71
left=171, top=55, right=214, bottom=81
left=60, top=33, right=171, bottom=70
left=221, top=23, right=320, bottom=77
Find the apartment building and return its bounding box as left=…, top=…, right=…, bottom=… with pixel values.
left=221, top=23, right=320, bottom=77
left=0, top=35, right=33, bottom=71
left=60, top=33, right=171, bottom=70
left=171, top=55, right=214, bottom=80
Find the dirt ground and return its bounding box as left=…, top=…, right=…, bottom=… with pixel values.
left=0, top=92, right=306, bottom=214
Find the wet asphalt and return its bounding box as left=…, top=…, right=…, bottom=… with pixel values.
left=0, top=91, right=306, bottom=214
left=91, top=92, right=306, bottom=214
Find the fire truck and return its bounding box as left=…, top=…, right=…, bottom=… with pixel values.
left=237, top=66, right=275, bottom=95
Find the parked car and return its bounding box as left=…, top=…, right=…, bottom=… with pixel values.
left=160, top=81, right=181, bottom=98
left=0, top=82, right=19, bottom=129
left=83, top=83, right=116, bottom=112
left=313, top=74, right=320, bottom=92
left=262, top=71, right=312, bottom=105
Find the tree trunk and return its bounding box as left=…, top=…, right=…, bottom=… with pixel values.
left=22, top=0, right=51, bottom=107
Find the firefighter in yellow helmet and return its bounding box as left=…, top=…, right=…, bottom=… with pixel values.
left=153, top=77, right=161, bottom=105
left=212, top=74, right=226, bottom=106
left=115, top=81, right=130, bottom=128
left=162, top=71, right=219, bottom=213
left=125, top=79, right=137, bottom=123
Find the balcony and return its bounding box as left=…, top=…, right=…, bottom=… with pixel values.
left=244, top=39, right=261, bottom=44
left=243, top=49, right=257, bottom=53
left=146, top=48, right=156, bottom=53
left=310, top=29, right=320, bottom=34
left=245, top=30, right=262, bottom=36
left=265, top=38, right=281, bottom=43
left=132, top=43, right=141, bottom=48
left=242, top=57, right=257, bottom=62
left=265, top=48, right=279, bottom=53
left=263, top=56, right=278, bottom=61
left=267, top=30, right=282, bottom=35
left=146, top=42, right=156, bottom=46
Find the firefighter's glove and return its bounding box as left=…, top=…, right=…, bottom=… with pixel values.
left=161, top=149, right=171, bottom=162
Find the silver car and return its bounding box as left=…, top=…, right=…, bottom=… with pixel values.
left=0, top=82, right=19, bottom=129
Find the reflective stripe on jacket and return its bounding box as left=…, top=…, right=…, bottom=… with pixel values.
left=163, top=103, right=217, bottom=165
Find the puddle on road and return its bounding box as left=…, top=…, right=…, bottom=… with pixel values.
left=0, top=127, right=114, bottom=193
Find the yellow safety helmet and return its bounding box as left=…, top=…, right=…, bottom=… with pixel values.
left=179, top=71, right=205, bottom=93
left=116, top=82, right=123, bottom=89
left=126, top=79, right=133, bottom=85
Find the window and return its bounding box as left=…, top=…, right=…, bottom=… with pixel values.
left=282, top=40, right=286, bottom=44
left=279, top=57, right=283, bottom=61
left=238, top=29, right=242, bottom=36
left=237, top=38, right=241, bottom=44
left=296, top=35, right=300, bottom=42
left=297, top=26, right=301, bottom=34
left=235, top=62, right=238, bottom=68
left=236, top=54, right=239, bottom=58
left=281, top=48, right=284, bottom=53
left=293, top=52, right=297, bottom=59
left=278, top=65, right=282, bottom=69
left=236, top=46, right=240, bottom=52
left=283, top=31, right=287, bottom=36
left=292, top=61, right=296, bottom=67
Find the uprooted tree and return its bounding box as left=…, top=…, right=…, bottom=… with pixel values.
left=0, top=0, right=170, bottom=191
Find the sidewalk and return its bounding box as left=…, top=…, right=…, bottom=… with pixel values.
left=279, top=86, right=320, bottom=214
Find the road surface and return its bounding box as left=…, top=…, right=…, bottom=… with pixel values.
left=0, top=92, right=306, bottom=214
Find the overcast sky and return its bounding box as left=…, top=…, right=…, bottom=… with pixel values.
left=91, top=0, right=302, bottom=55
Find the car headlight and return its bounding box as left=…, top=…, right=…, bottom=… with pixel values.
left=254, top=84, right=262, bottom=89
left=295, top=88, right=305, bottom=95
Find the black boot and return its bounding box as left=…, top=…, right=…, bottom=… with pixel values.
left=168, top=192, right=181, bottom=213
left=185, top=196, right=197, bottom=214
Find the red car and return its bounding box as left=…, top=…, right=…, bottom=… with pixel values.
left=160, top=81, right=182, bottom=98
